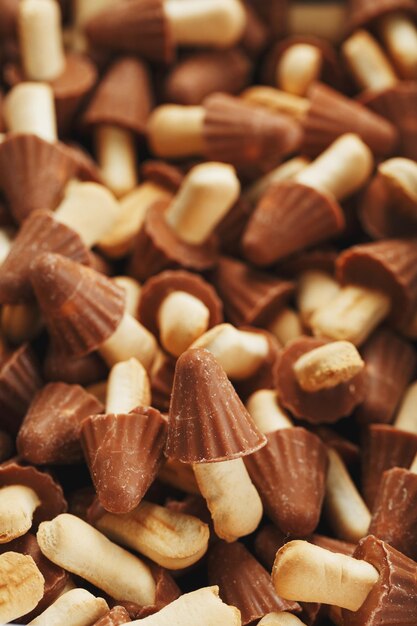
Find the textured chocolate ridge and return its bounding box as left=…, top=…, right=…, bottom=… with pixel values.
left=139, top=269, right=223, bottom=338
left=0, top=209, right=91, bottom=304
left=215, top=197, right=254, bottom=256
left=30, top=253, right=126, bottom=357
left=62, top=142, right=103, bottom=184
left=166, top=347, right=266, bottom=462
left=277, top=336, right=366, bottom=424
left=245, top=427, right=328, bottom=536
left=17, top=382, right=103, bottom=465
left=343, top=535, right=417, bottom=626
left=337, top=239, right=417, bottom=326
left=348, top=0, right=417, bottom=30
left=369, top=467, right=417, bottom=561
left=356, top=328, right=416, bottom=425
left=302, top=82, right=398, bottom=157
left=140, top=161, right=183, bottom=193
left=213, top=256, right=294, bottom=326
left=362, top=424, right=417, bottom=510
left=243, top=181, right=345, bottom=267
left=85, top=0, right=174, bottom=64
left=83, top=57, right=153, bottom=134
left=311, top=534, right=356, bottom=556
left=208, top=541, right=300, bottom=624
left=254, top=524, right=288, bottom=570
left=93, top=605, right=131, bottom=625
left=129, top=200, right=219, bottom=282
left=44, top=343, right=108, bottom=387
left=0, top=134, right=76, bottom=223
left=0, top=461, right=67, bottom=526
left=81, top=407, right=167, bottom=513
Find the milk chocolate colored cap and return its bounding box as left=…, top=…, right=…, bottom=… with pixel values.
left=302, top=82, right=398, bottom=157
left=44, top=343, right=108, bottom=387
left=166, top=347, right=266, bottom=463
left=17, top=382, right=103, bottom=465
left=85, top=0, right=174, bottom=64
left=140, top=160, right=184, bottom=193
left=213, top=256, right=294, bottom=326
left=83, top=56, right=153, bottom=134
left=93, top=606, right=131, bottom=625
left=343, top=535, right=417, bottom=626
left=277, top=337, right=366, bottom=424
left=208, top=541, right=300, bottom=624
left=243, top=181, right=345, bottom=267
left=245, top=427, right=328, bottom=536
left=361, top=424, right=417, bottom=510
left=349, top=0, right=417, bottom=30
left=369, top=467, right=417, bottom=561
left=215, top=197, right=254, bottom=256
left=0, top=0, right=18, bottom=38
left=0, top=134, right=76, bottom=224
left=81, top=407, right=167, bottom=514
left=30, top=253, right=125, bottom=357
left=0, top=210, right=91, bottom=304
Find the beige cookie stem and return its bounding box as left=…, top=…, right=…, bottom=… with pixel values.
left=342, top=30, right=398, bottom=91
left=272, top=540, right=378, bottom=611
left=37, top=513, right=156, bottom=606
left=105, top=357, right=151, bottom=414
left=99, top=310, right=157, bottom=371
left=297, top=271, right=341, bottom=327
left=277, top=44, right=323, bottom=96
left=0, top=485, right=40, bottom=543
left=3, top=83, right=57, bottom=143
left=288, top=1, right=347, bottom=43
left=158, top=291, right=210, bottom=357
left=243, top=156, right=310, bottom=205
left=159, top=458, right=201, bottom=495
left=394, top=381, right=417, bottom=433
left=0, top=552, right=45, bottom=624
left=95, top=124, right=138, bottom=199
left=113, top=276, right=142, bottom=318
left=268, top=307, right=303, bottom=346
left=246, top=389, right=292, bottom=434
left=378, top=157, right=417, bottom=218
left=259, top=613, right=307, bottom=626
left=241, top=87, right=309, bottom=120
left=27, top=588, right=109, bottom=626
left=18, top=0, right=65, bottom=81
left=378, top=11, right=417, bottom=79
left=194, top=457, right=263, bottom=542
left=147, top=105, right=206, bottom=158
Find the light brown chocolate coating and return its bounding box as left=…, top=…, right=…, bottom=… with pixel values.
left=349, top=0, right=417, bottom=30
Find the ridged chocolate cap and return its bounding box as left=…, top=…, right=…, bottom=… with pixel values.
left=369, top=467, right=417, bottom=561
left=302, top=82, right=398, bottom=157
left=44, top=343, right=108, bottom=387
left=62, top=142, right=103, bottom=184
left=311, top=534, right=356, bottom=556
left=0, top=461, right=67, bottom=526
left=30, top=253, right=125, bottom=357
left=166, top=347, right=266, bottom=463
left=343, top=535, right=417, bottom=626
left=243, top=181, right=345, bottom=267
left=215, top=197, right=254, bottom=256
left=85, top=0, right=174, bottom=64
left=0, top=134, right=76, bottom=224
left=203, top=93, right=303, bottom=176
left=17, top=382, right=103, bottom=465
left=337, top=239, right=417, bottom=327
left=164, top=50, right=252, bottom=105
left=349, top=0, right=417, bottom=29
left=0, top=209, right=91, bottom=304
left=208, top=541, right=300, bottom=624
left=139, top=269, right=223, bottom=339
left=213, top=256, right=294, bottom=326
left=0, top=344, right=43, bottom=435
left=129, top=201, right=218, bottom=282
left=140, top=161, right=183, bottom=192
left=0, top=532, right=68, bottom=622
left=314, top=426, right=360, bottom=468
left=277, top=336, right=366, bottom=424
left=245, top=427, right=328, bottom=536
left=361, top=424, right=417, bottom=510
left=93, top=606, right=131, bottom=625
left=83, top=57, right=153, bottom=134
left=81, top=407, right=167, bottom=513
left=356, top=328, right=416, bottom=425
left=254, top=524, right=287, bottom=571
left=0, top=0, right=18, bottom=38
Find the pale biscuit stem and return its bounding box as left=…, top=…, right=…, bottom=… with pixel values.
left=147, top=105, right=206, bottom=158
left=394, top=381, right=417, bottom=433
left=4, top=83, right=57, bottom=143
left=113, top=276, right=142, bottom=318
left=27, top=588, right=109, bottom=626
left=297, top=270, right=341, bottom=326
left=194, top=457, right=263, bottom=542
left=0, top=552, right=45, bottom=624
left=165, top=163, right=240, bottom=244
left=311, top=285, right=391, bottom=347
left=106, top=357, right=151, bottom=414
left=1, top=303, right=43, bottom=344
left=0, top=228, right=14, bottom=267
left=258, top=612, right=307, bottom=625
left=342, top=30, right=398, bottom=92
left=246, top=389, right=293, bottom=434
left=18, top=0, right=65, bottom=81
left=37, top=513, right=156, bottom=606
left=164, top=0, right=246, bottom=48
left=272, top=540, right=378, bottom=611
left=378, top=11, right=417, bottom=80
left=158, top=458, right=201, bottom=495
left=191, top=323, right=270, bottom=379
left=288, top=1, right=347, bottom=43
left=296, top=133, right=374, bottom=200
left=127, top=586, right=241, bottom=625
left=324, top=448, right=371, bottom=543
left=0, top=485, right=40, bottom=543
left=410, top=453, right=417, bottom=474
left=244, top=156, right=310, bottom=205
left=95, top=500, right=210, bottom=570
left=158, top=291, right=210, bottom=357
left=241, top=87, right=309, bottom=119
left=54, top=182, right=120, bottom=248
left=277, top=44, right=323, bottom=96
left=293, top=341, right=364, bottom=392
left=73, top=0, right=117, bottom=27
left=99, top=310, right=158, bottom=371
left=378, top=157, right=417, bottom=217
left=95, top=125, right=138, bottom=199
left=268, top=307, right=304, bottom=346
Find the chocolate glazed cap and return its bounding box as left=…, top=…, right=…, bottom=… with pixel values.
left=166, top=347, right=266, bottom=463
left=348, top=0, right=417, bottom=30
